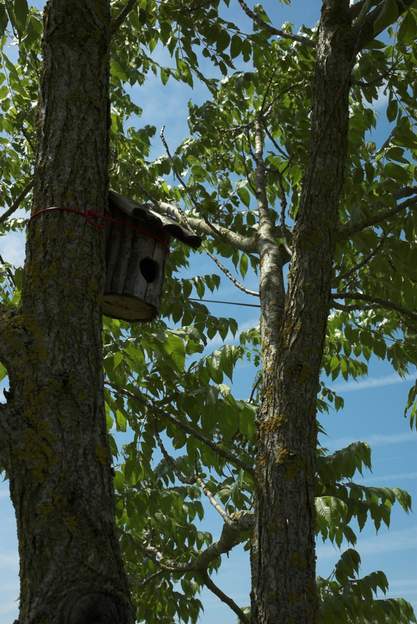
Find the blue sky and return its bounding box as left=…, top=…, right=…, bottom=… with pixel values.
left=1, top=1, right=417, bottom=622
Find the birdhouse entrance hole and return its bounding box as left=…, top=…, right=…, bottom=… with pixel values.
left=140, top=257, right=159, bottom=283
left=103, top=191, right=201, bottom=322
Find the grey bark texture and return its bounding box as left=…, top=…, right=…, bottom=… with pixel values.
left=251, top=2, right=356, bottom=623
left=1, top=1, right=133, bottom=623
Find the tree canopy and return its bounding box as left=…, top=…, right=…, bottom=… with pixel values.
left=1, top=1, right=417, bottom=623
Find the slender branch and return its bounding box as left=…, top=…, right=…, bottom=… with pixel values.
left=106, top=381, right=253, bottom=474
left=337, top=196, right=417, bottom=239
left=202, top=570, right=249, bottom=624
left=137, top=569, right=165, bottom=590
left=159, top=126, right=260, bottom=259
left=143, top=510, right=253, bottom=573
left=0, top=253, right=16, bottom=288
left=332, top=291, right=417, bottom=324
left=196, top=477, right=231, bottom=524
left=0, top=180, right=34, bottom=225
left=158, top=201, right=258, bottom=253
left=396, top=186, right=417, bottom=200
left=205, top=250, right=259, bottom=297
left=111, top=0, right=137, bottom=35
left=237, top=0, right=314, bottom=47
left=335, top=237, right=386, bottom=286
left=162, top=128, right=260, bottom=294
left=154, top=426, right=196, bottom=485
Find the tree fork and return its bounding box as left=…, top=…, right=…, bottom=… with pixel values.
left=6, top=1, right=133, bottom=622
left=251, top=2, right=356, bottom=623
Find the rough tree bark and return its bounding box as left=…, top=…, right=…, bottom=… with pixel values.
left=251, top=2, right=355, bottom=623
left=0, top=1, right=133, bottom=623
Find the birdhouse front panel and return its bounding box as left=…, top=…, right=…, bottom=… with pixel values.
left=102, top=191, right=201, bottom=323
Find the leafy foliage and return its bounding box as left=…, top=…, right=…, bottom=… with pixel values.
left=1, top=1, right=417, bottom=623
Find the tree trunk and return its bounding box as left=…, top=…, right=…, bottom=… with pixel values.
left=251, top=2, right=355, bottom=623
left=2, top=2, right=133, bottom=622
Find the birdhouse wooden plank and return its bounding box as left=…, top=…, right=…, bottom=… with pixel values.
left=102, top=191, right=201, bottom=322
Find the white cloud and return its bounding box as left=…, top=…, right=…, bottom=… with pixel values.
left=358, top=471, right=417, bottom=484
left=0, top=231, right=26, bottom=267
left=0, top=553, right=18, bottom=570
left=326, top=431, right=417, bottom=451
left=330, top=373, right=416, bottom=394
left=317, top=526, right=417, bottom=561
left=0, top=599, right=18, bottom=617
left=389, top=578, right=417, bottom=590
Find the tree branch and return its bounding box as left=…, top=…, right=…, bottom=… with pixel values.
left=204, top=250, right=259, bottom=297
left=352, top=0, right=416, bottom=50
left=334, top=236, right=386, bottom=286
left=106, top=381, right=254, bottom=474
left=237, top=0, right=314, bottom=47
left=196, top=477, right=231, bottom=524
left=332, top=291, right=417, bottom=324
left=158, top=201, right=259, bottom=253
left=201, top=570, right=249, bottom=624
left=255, top=118, right=285, bottom=347
left=0, top=180, right=34, bottom=226
left=111, top=0, right=137, bottom=35
left=144, top=510, right=253, bottom=573
left=137, top=569, right=165, bottom=590
left=337, top=195, right=417, bottom=239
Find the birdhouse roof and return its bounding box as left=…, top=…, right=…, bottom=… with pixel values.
left=109, top=190, right=202, bottom=249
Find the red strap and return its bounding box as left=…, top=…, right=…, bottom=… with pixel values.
left=29, top=207, right=170, bottom=249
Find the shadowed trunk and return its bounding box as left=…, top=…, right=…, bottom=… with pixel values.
left=3, top=2, right=133, bottom=622
left=251, top=2, right=356, bottom=623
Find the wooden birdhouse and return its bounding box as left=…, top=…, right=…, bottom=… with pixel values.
left=103, top=191, right=201, bottom=322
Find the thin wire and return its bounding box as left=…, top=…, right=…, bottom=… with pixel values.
left=189, top=297, right=261, bottom=308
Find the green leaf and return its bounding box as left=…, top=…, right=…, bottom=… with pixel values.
left=164, top=332, right=186, bottom=371
left=13, top=0, right=28, bottom=32
left=239, top=253, right=248, bottom=278
left=160, top=67, right=170, bottom=85
left=373, top=0, right=399, bottom=34
left=115, top=409, right=127, bottom=432
left=386, top=97, right=398, bottom=122
left=230, top=35, right=242, bottom=59
left=237, top=185, right=250, bottom=207
left=398, top=10, right=417, bottom=44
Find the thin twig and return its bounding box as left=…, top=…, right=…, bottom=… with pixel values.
left=160, top=126, right=259, bottom=294
left=196, top=477, right=231, bottom=524
left=202, top=570, right=249, bottom=624
left=0, top=180, right=34, bottom=225
left=206, top=250, right=259, bottom=297
left=332, top=291, right=417, bottom=324
left=106, top=381, right=254, bottom=474
left=336, top=237, right=386, bottom=286
left=338, top=196, right=417, bottom=239
left=154, top=426, right=196, bottom=485
left=237, top=0, right=314, bottom=47
left=0, top=254, right=16, bottom=288
left=137, top=569, right=165, bottom=590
